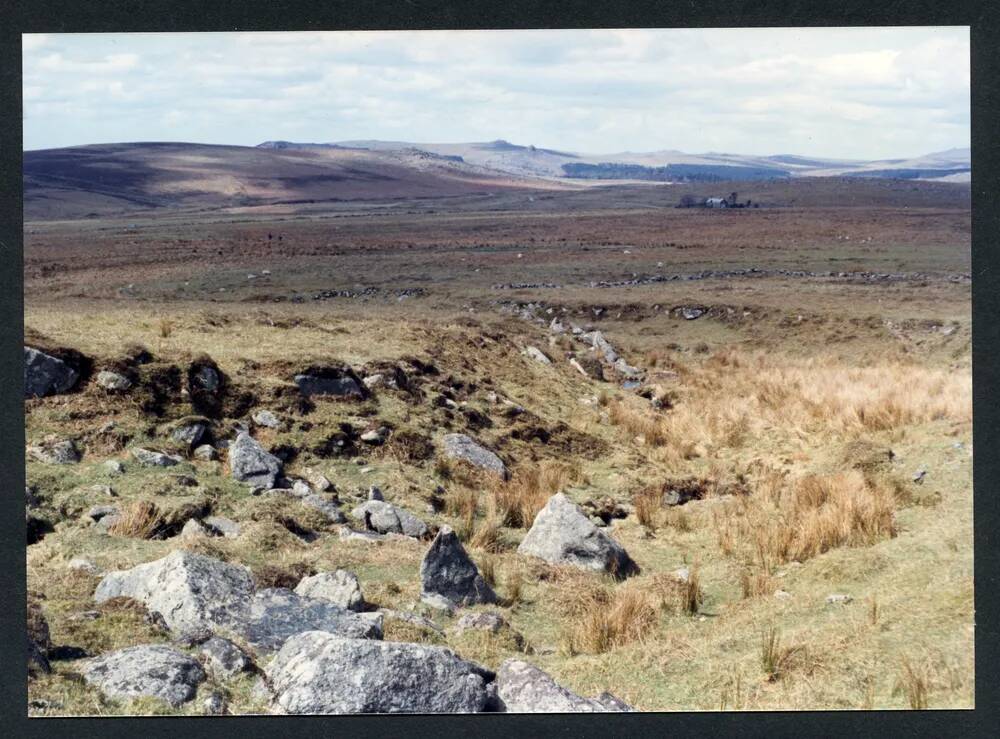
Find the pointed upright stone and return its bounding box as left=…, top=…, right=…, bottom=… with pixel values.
left=420, top=525, right=497, bottom=608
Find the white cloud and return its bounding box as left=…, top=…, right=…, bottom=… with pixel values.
left=21, top=28, right=969, bottom=159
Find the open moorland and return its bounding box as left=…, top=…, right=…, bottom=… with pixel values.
left=24, top=171, right=972, bottom=714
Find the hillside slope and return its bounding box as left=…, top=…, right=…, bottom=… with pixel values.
left=24, top=142, right=563, bottom=220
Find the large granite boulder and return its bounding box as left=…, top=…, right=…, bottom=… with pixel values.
left=228, top=432, right=282, bottom=488
left=24, top=347, right=79, bottom=398
left=80, top=644, right=205, bottom=707
left=517, top=493, right=638, bottom=577
left=496, top=659, right=634, bottom=712
left=93, top=551, right=380, bottom=652
left=295, top=570, right=365, bottom=611
left=441, top=434, right=508, bottom=479
left=265, top=631, right=496, bottom=714
left=93, top=550, right=255, bottom=634
left=420, top=525, right=497, bottom=608
left=350, top=500, right=427, bottom=538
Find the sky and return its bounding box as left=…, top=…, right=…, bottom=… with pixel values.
left=22, top=28, right=970, bottom=159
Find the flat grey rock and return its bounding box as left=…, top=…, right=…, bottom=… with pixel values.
left=421, top=525, right=497, bottom=607
left=517, top=493, right=637, bottom=577
left=200, top=636, right=253, bottom=678
left=96, top=370, right=132, bottom=392
left=300, top=494, right=346, bottom=523
left=456, top=611, right=506, bottom=634
left=524, top=346, right=552, bottom=365
left=80, top=644, right=205, bottom=707
left=496, top=659, right=633, bottom=713
left=203, top=516, right=241, bottom=538
left=193, top=444, right=218, bottom=461
left=130, top=447, right=181, bottom=467
left=230, top=589, right=382, bottom=653
left=229, top=432, right=282, bottom=488
left=350, top=500, right=427, bottom=538
left=265, top=631, right=495, bottom=714
left=171, top=422, right=208, bottom=448
left=294, top=370, right=365, bottom=399
left=252, top=409, right=281, bottom=429
left=440, top=434, right=508, bottom=479
left=24, top=347, right=79, bottom=398
left=295, top=570, right=365, bottom=611
left=28, top=438, right=80, bottom=465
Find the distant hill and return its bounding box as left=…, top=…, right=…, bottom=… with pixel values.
left=266, top=139, right=970, bottom=184
left=23, top=142, right=564, bottom=220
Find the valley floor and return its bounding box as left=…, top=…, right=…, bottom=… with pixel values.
left=24, top=186, right=972, bottom=714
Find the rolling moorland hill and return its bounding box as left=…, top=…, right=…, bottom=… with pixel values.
left=271, top=139, right=971, bottom=183
left=23, top=142, right=570, bottom=221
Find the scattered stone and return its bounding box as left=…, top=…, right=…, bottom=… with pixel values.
left=569, top=355, right=605, bottom=381
left=518, top=494, right=638, bottom=578
left=265, top=632, right=495, bottom=714
left=130, top=447, right=181, bottom=467
left=338, top=527, right=388, bottom=543
left=826, top=594, right=854, bottom=605
left=308, top=472, right=333, bottom=492
left=180, top=519, right=209, bottom=540
left=455, top=611, right=506, bottom=635
left=229, top=432, right=283, bottom=488
left=294, top=368, right=366, bottom=399
left=680, top=307, right=705, bottom=320
left=360, top=426, right=390, bottom=445
left=351, top=500, right=428, bottom=538
left=295, top=570, right=365, bottom=611
left=87, top=504, right=119, bottom=522
left=290, top=479, right=312, bottom=497
left=420, top=592, right=459, bottom=615
left=171, top=422, right=208, bottom=449
left=103, top=459, right=126, bottom=475
left=28, top=638, right=51, bottom=677
left=362, top=373, right=385, bottom=389
left=252, top=410, right=281, bottom=429
left=913, top=468, right=927, bottom=484
left=420, top=526, right=497, bottom=608
left=28, top=438, right=81, bottom=465
left=200, top=636, right=253, bottom=678
left=192, top=365, right=220, bottom=393
left=25, top=485, right=41, bottom=509
left=203, top=516, right=241, bottom=538
left=96, top=370, right=132, bottom=392
left=203, top=693, right=228, bottom=715
left=496, top=659, right=633, bottom=712
left=774, top=590, right=792, bottom=600
left=441, top=433, right=508, bottom=479
left=300, top=494, right=346, bottom=523
left=368, top=485, right=384, bottom=501
left=69, top=557, right=102, bottom=575
left=80, top=644, right=206, bottom=707
left=24, top=346, right=80, bottom=398
left=193, top=444, right=218, bottom=461
left=524, top=346, right=552, bottom=365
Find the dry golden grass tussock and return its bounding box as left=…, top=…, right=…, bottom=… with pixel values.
left=492, top=460, right=580, bottom=528
left=617, top=348, right=970, bottom=456
left=714, top=469, right=897, bottom=567
left=107, top=500, right=161, bottom=539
